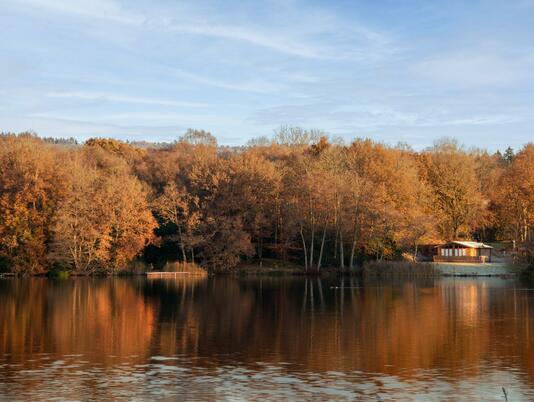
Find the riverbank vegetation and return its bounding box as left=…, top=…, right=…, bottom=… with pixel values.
left=0, top=129, right=532, bottom=274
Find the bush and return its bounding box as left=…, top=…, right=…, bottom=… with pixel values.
left=0, top=256, right=10, bottom=273
left=162, top=261, right=208, bottom=276
left=47, top=263, right=70, bottom=279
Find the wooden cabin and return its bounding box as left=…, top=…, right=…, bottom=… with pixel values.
left=433, top=241, right=493, bottom=263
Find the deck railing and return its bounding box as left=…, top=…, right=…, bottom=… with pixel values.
left=433, top=255, right=490, bottom=263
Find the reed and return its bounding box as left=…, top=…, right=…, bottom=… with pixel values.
left=362, top=260, right=438, bottom=277
left=162, top=261, right=208, bottom=276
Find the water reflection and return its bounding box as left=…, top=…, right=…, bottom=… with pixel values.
left=0, top=276, right=533, bottom=400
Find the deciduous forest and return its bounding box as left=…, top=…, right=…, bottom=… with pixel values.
left=0, top=128, right=532, bottom=274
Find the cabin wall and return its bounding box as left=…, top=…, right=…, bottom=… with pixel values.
left=437, top=246, right=471, bottom=257
left=433, top=244, right=492, bottom=263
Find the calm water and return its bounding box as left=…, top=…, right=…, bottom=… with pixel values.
left=1, top=276, right=534, bottom=401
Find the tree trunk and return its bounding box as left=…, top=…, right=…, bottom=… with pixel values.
left=309, top=226, right=315, bottom=270
left=349, top=226, right=358, bottom=270
left=177, top=226, right=187, bottom=263
left=300, top=223, right=308, bottom=271
left=258, top=237, right=263, bottom=268
left=413, top=242, right=418, bottom=262
left=333, top=228, right=338, bottom=260
left=309, top=196, right=314, bottom=269
left=317, top=226, right=327, bottom=271
left=339, top=231, right=345, bottom=269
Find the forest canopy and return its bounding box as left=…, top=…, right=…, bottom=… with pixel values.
left=0, top=130, right=532, bottom=274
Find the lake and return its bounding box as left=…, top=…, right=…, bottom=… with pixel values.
left=1, top=276, right=533, bottom=401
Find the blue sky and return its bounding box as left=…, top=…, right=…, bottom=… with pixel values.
left=1, top=0, right=534, bottom=150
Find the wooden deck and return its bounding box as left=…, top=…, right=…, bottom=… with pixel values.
left=433, top=256, right=490, bottom=263
left=146, top=271, right=205, bottom=278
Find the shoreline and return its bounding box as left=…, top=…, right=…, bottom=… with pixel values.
left=432, top=262, right=525, bottom=277
left=1, top=261, right=527, bottom=279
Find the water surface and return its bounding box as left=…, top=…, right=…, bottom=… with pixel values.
left=1, top=276, right=533, bottom=400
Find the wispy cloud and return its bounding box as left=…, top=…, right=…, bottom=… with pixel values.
left=15, top=0, right=144, bottom=24
left=14, top=0, right=392, bottom=61
left=28, top=110, right=242, bottom=128
left=249, top=101, right=420, bottom=127
left=3, top=0, right=534, bottom=150
left=249, top=100, right=527, bottom=130
left=47, top=91, right=208, bottom=108
left=14, top=0, right=322, bottom=58
left=160, top=21, right=325, bottom=59
left=3, top=113, right=188, bottom=141
left=164, top=67, right=284, bottom=93
left=413, top=50, right=534, bottom=87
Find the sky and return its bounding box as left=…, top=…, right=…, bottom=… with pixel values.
left=1, top=0, right=534, bottom=150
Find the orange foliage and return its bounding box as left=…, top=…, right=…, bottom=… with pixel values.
left=0, top=131, right=531, bottom=273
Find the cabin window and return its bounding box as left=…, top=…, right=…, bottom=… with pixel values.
left=440, top=247, right=469, bottom=257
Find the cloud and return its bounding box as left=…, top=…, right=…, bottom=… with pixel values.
left=413, top=51, right=534, bottom=87
left=15, top=0, right=144, bottom=24
left=160, top=21, right=325, bottom=59
left=249, top=99, right=526, bottom=130
left=13, top=0, right=393, bottom=61
left=164, top=67, right=283, bottom=93
left=249, top=101, right=420, bottom=127
left=3, top=113, right=187, bottom=141
left=28, top=109, right=242, bottom=129
left=13, top=0, right=324, bottom=58
left=47, top=91, right=208, bottom=108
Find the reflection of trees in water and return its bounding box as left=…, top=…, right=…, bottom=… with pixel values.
left=143, top=277, right=534, bottom=383
left=301, top=278, right=326, bottom=313
left=1, top=277, right=534, bottom=385
left=0, top=278, right=157, bottom=365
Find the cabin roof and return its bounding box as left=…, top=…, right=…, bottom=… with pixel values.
left=434, top=241, right=493, bottom=249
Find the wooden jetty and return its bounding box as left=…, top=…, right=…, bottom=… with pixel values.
left=145, top=271, right=206, bottom=278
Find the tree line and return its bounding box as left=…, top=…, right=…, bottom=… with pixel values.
left=0, top=129, right=532, bottom=274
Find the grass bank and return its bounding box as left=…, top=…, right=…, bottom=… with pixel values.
left=360, top=261, right=438, bottom=277
left=235, top=259, right=308, bottom=276
left=235, top=259, right=439, bottom=277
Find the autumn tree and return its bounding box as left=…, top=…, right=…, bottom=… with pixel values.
left=0, top=134, right=65, bottom=273
left=225, top=151, right=281, bottom=267
left=153, top=182, right=190, bottom=263
left=422, top=140, right=486, bottom=240
left=273, top=126, right=325, bottom=147
left=85, top=137, right=146, bottom=166
left=1, top=129, right=528, bottom=274
left=493, top=144, right=534, bottom=249
left=49, top=148, right=156, bottom=273
left=179, top=129, right=217, bottom=147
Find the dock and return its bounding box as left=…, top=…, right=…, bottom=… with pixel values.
left=145, top=271, right=206, bottom=278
